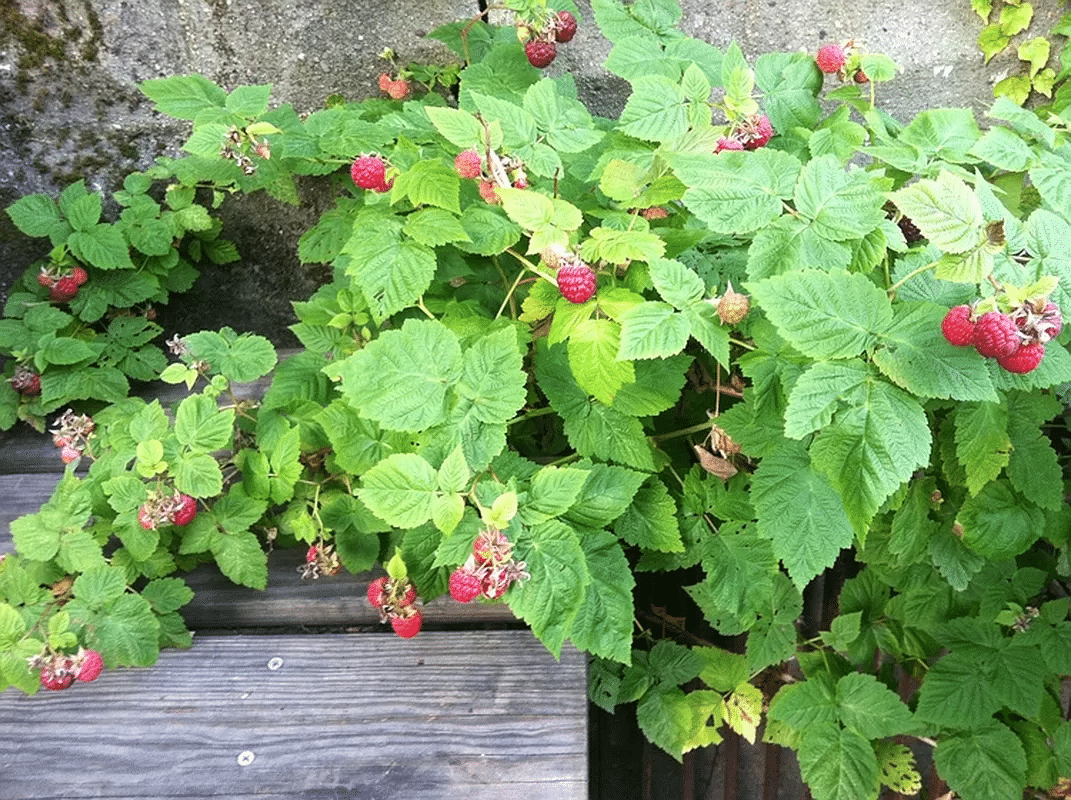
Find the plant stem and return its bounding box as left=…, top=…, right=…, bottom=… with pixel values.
left=650, top=418, right=718, bottom=443
left=495, top=262, right=525, bottom=320
left=507, top=406, right=557, bottom=426
left=506, top=247, right=557, bottom=285
left=887, top=259, right=936, bottom=296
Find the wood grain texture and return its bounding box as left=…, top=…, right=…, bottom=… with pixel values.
left=0, top=473, right=517, bottom=628
left=0, top=631, right=588, bottom=800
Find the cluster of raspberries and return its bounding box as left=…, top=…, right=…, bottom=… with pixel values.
left=941, top=299, right=1063, bottom=374
left=448, top=529, right=529, bottom=604
left=367, top=576, right=422, bottom=638
left=137, top=491, right=198, bottom=531
left=715, top=114, right=775, bottom=153
left=33, top=648, right=104, bottom=691
left=50, top=408, right=96, bottom=464
left=453, top=148, right=529, bottom=205
left=377, top=72, right=411, bottom=101
left=38, top=265, right=88, bottom=303
left=521, top=10, right=577, bottom=69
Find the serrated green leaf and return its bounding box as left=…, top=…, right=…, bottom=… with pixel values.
left=68, top=225, right=134, bottom=270
left=614, top=477, right=682, bottom=552
left=571, top=530, right=635, bottom=664
left=424, top=106, right=487, bottom=149
left=358, top=453, right=439, bottom=528
left=959, top=480, right=1045, bottom=561
left=746, top=572, right=804, bottom=673
left=955, top=400, right=1012, bottom=496
left=890, top=171, right=984, bottom=254
left=211, top=530, right=268, bottom=590
left=342, top=211, right=437, bottom=321
left=174, top=393, right=235, bottom=452
left=6, top=193, right=69, bottom=240
left=835, top=672, right=915, bottom=739
left=935, top=722, right=1027, bottom=800
left=794, top=156, right=885, bottom=242
left=687, top=523, right=776, bottom=636
left=182, top=330, right=277, bottom=382
left=649, top=257, right=705, bottom=309
left=139, top=74, right=227, bottom=119
left=569, top=318, right=635, bottom=404
left=402, top=208, right=470, bottom=247
left=74, top=593, right=160, bottom=667
left=456, top=204, right=522, bottom=256
left=798, top=724, right=881, bottom=800
left=566, top=463, right=649, bottom=529
left=768, top=673, right=839, bottom=730
left=456, top=327, right=527, bottom=424
left=336, top=319, right=462, bottom=432
left=612, top=355, right=693, bottom=417
left=619, top=75, right=688, bottom=143
left=521, top=466, right=590, bottom=526
left=747, top=270, right=893, bottom=360
left=617, top=302, right=691, bottom=360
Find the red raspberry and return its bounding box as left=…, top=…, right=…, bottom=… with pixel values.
left=60, top=445, right=81, bottom=464
left=70, top=266, right=89, bottom=286
left=742, top=115, right=774, bottom=150
left=377, top=73, right=393, bottom=93
left=171, top=494, right=197, bottom=526
left=76, top=650, right=104, bottom=683
left=941, top=305, right=975, bottom=347
left=49, top=276, right=79, bottom=302
left=473, top=530, right=512, bottom=565
left=478, top=180, right=500, bottom=205
left=391, top=609, right=423, bottom=638
left=715, top=137, right=744, bottom=153
left=973, top=311, right=1020, bottom=358
left=137, top=505, right=157, bottom=531
left=39, top=658, right=75, bottom=691
left=1041, top=302, right=1063, bottom=341
left=998, top=342, right=1045, bottom=374
left=367, top=576, right=388, bottom=608
left=11, top=367, right=41, bottom=397
left=306, top=544, right=319, bottom=564
left=481, top=574, right=510, bottom=600
left=554, top=11, right=577, bottom=43
left=454, top=149, right=482, bottom=179
left=350, top=154, right=391, bottom=192
left=557, top=264, right=597, bottom=304
left=816, top=43, right=846, bottom=73
left=853, top=70, right=869, bottom=84
left=449, top=568, right=482, bottom=603
left=386, top=79, right=411, bottom=100
left=513, top=175, right=529, bottom=189
left=525, top=39, right=557, bottom=69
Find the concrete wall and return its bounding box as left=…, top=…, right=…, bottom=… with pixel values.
left=0, top=0, right=1062, bottom=342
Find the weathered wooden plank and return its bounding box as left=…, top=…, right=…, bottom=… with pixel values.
left=0, top=473, right=517, bottom=628
left=0, top=631, right=588, bottom=799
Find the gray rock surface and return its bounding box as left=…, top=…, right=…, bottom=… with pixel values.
left=0, top=0, right=1063, bottom=342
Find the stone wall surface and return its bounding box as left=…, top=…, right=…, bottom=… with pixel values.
left=0, top=0, right=1063, bottom=342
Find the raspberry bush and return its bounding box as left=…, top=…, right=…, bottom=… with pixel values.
left=3, top=1, right=1071, bottom=798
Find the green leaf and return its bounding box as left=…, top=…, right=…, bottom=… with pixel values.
left=456, top=327, right=527, bottom=425
left=798, top=724, right=881, bottom=800
left=747, top=270, right=893, bottom=360
left=566, top=463, right=649, bottom=529
left=456, top=205, right=522, bottom=256
left=746, top=572, right=803, bottom=673
left=752, top=442, right=855, bottom=589
left=66, top=192, right=102, bottom=231
left=358, top=453, right=440, bottom=529
left=889, top=171, right=984, bottom=254
left=73, top=565, right=129, bottom=610
left=873, top=302, right=998, bottom=402
left=507, top=519, right=590, bottom=658
left=569, top=318, right=635, bottom=404
left=955, top=400, right=1012, bottom=495
left=392, top=160, right=461, bottom=214
left=342, top=211, right=437, bottom=321
left=808, top=365, right=931, bottom=535
left=68, top=225, right=134, bottom=270
left=182, top=330, right=277, bottom=382
left=211, top=530, right=268, bottom=590
left=959, top=480, right=1045, bottom=561
left=935, top=722, right=1027, bottom=800
left=794, top=156, right=885, bottom=242
left=6, top=193, right=69, bottom=240
left=139, top=74, right=227, bottom=119
left=671, top=149, right=801, bottom=235
left=424, top=106, right=487, bottom=149
left=336, top=319, right=462, bottom=432
left=174, top=393, right=235, bottom=452
left=970, top=126, right=1037, bottom=172
left=618, top=76, right=688, bottom=143
left=570, top=530, right=635, bottom=664
left=687, top=523, right=775, bottom=635
left=402, top=208, right=470, bottom=247
left=74, top=594, right=160, bottom=667
left=617, top=302, right=691, bottom=360
left=768, top=674, right=839, bottom=730
left=836, top=672, right=915, bottom=739
left=225, top=83, right=271, bottom=116
left=649, top=257, right=705, bottom=309
left=615, top=477, right=682, bottom=552
left=520, top=466, right=590, bottom=526
left=612, top=355, right=693, bottom=417
left=682, top=301, right=732, bottom=368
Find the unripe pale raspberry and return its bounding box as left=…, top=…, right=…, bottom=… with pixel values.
left=454, top=149, right=482, bottom=179
left=716, top=285, right=750, bottom=325
left=816, top=43, right=846, bottom=73
left=557, top=264, right=597, bottom=304
left=998, top=342, right=1045, bottom=374
left=478, top=180, right=501, bottom=205
left=941, top=305, right=975, bottom=347
left=973, top=311, right=1020, bottom=359
left=386, top=79, right=411, bottom=100
left=377, top=73, right=393, bottom=93
left=60, top=445, right=81, bottom=464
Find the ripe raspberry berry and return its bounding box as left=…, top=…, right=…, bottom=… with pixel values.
left=941, top=305, right=975, bottom=347
left=391, top=609, right=423, bottom=638
left=557, top=263, right=597, bottom=304
left=306, top=544, right=319, bottom=564
left=525, top=39, right=557, bottom=69
left=172, top=494, right=197, bottom=526
left=11, top=367, right=41, bottom=397
left=59, top=445, right=81, bottom=464
left=49, top=276, right=79, bottom=302
left=478, top=180, right=501, bottom=205
left=853, top=70, right=869, bottom=84
left=350, top=154, right=391, bottom=192
left=743, top=115, right=774, bottom=150
left=454, top=149, right=482, bottom=179
left=816, top=43, right=846, bottom=73
left=715, top=137, right=744, bottom=153
left=70, top=266, right=89, bottom=286
left=1041, top=302, right=1063, bottom=341
left=137, top=505, right=156, bottom=531
left=398, top=581, right=418, bottom=607
left=998, top=342, right=1045, bottom=374
left=449, top=568, right=482, bottom=603
left=973, top=311, right=1021, bottom=358
left=75, top=650, right=104, bottom=683
left=554, top=11, right=578, bottom=43
left=367, top=576, right=388, bottom=608
left=386, top=79, right=411, bottom=100
left=39, top=658, right=75, bottom=691
left=377, top=72, right=393, bottom=93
